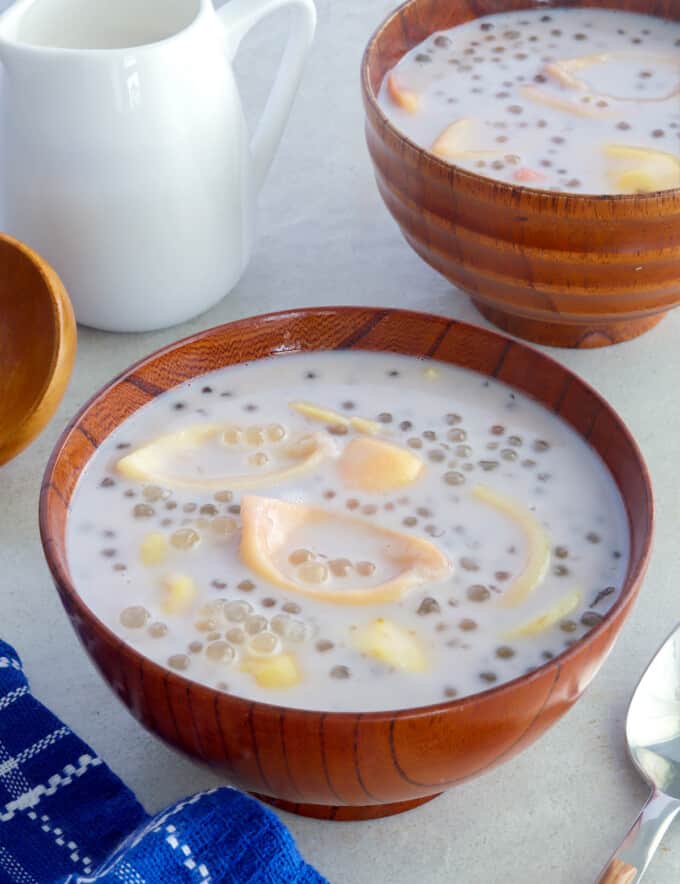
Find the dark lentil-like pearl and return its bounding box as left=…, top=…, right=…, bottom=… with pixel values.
left=323, top=490, right=336, bottom=500
left=417, top=597, right=440, bottom=615
left=408, top=438, right=423, bottom=449
left=447, top=428, right=467, bottom=443
left=522, top=459, right=536, bottom=469
left=501, top=449, right=517, bottom=462
left=434, top=35, right=451, bottom=48
left=426, top=524, right=444, bottom=537
left=211, top=579, right=227, bottom=589
left=116, top=442, right=131, bottom=450
left=330, top=665, right=350, bottom=679
left=346, top=498, right=359, bottom=511
left=100, top=477, right=115, bottom=488
left=238, top=580, right=255, bottom=592
left=328, top=424, right=348, bottom=436
left=228, top=504, right=241, bottom=515
left=415, top=52, right=431, bottom=63
left=316, top=640, right=334, bottom=653
left=560, top=620, right=578, bottom=633
left=428, top=450, right=445, bottom=463
left=459, top=618, right=477, bottom=632
left=467, top=584, right=490, bottom=602
left=460, top=557, right=479, bottom=572
left=617, top=122, right=631, bottom=131
left=423, top=430, right=437, bottom=441
left=542, top=650, right=555, bottom=660
left=494, top=570, right=510, bottom=582
left=554, top=565, right=569, bottom=577
left=479, top=460, right=498, bottom=472
left=261, top=598, right=277, bottom=608
left=495, top=645, right=515, bottom=659
left=200, top=504, right=218, bottom=516
left=387, top=370, right=400, bottom=378
left=133, top=503, right=154, bottom=518
left=555, top=546, right=568, bottom=559
left=403, top=516, right=418, bottom=527
left=378, top=412, right=393, bottom=423
left=586, top=532, right=601, bottom=544
left=580, top=611, right=603, bottom=628
left=113, top=563, right=127, bottom=572
left=341, top=401, right=355, bottom=411
left=101, top=548, right=117, bottom=558
left=399, top=420, right=413, bottom=431
left=445, top=413, right=462, bottom=426
left=443, top=686, right=458, bottom=698
left=480, top=671, right=497, bottom=683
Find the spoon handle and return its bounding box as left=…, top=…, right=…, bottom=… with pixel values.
left=597, top=790, right=680, bottom=883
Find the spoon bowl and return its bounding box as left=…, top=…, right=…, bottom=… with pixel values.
left=599, top=623, right=680, bottom=882
left=0, top=234, right=76, bottom=466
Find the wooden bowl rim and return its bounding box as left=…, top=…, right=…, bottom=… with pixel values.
left=39, top=306, right=654, bottom=722
left=361, top=0, right=680, bottom=205
left=0, top=233, right=76, bottom=466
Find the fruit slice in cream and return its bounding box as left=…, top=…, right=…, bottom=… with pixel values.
left=239, top=495, right=452, bottom=605
left=116, top=425, right=336, bottom=491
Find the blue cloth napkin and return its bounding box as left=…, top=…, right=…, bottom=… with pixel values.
left=0, top=640, right=326, bottom=884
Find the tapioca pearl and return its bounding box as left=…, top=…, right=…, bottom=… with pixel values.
left=212, top=518, right=238, bottom=540
left=384, top=502, right=396, bottom=512
left=651, top=129, right=665, bottom=139
left=495, top=645, right=516, bottom=659
left=581, top=611, right=603, bottom=628
left=165, top=500, right=178, bottom=510
left=211, top=579, right=227, bottom=590
left=227, top=504, right=241, bottom=515
left=226, top=601, right=252, bottom=622
left=479, top=671, right=498, bottom=684
left=496, top=135, right=509, bottom=144
left=116, top=442, right=131, bottom=450
left=346, top=498, right=360, bottom=511
left=199, top=504, right=218, bottom=517
left=536, top=118, right=548, bottom=127
left=329, top=558, right=352, bottom=577
left=560, top=620, right=578, bottom=634
left=328, top=423, right=349, bottom=436
left=479, top=460, right=499, bottom=472
left=148, top=622, right=168, bottom=639
left=101, top=548, right=117, bottom=559
left=322, top=489, right=336, bottom=500
left=466, top=584, right=491, bottom=602
left=168, top=654, right=190, bottom=671
left=226, top=627, right=245, bottom=644
left=459, top=618, right=477, bottom=632
left=299, top=562, right=329, bottom=583
left=494, top=571, right=510, bottom=582
left=616, top=121, right=631, bottom=131
left=631, top=37, right=641, bottom=44
left=612, top=550, right=622, bottom=561
left=586, top=531, right=601, bottom=544
left=248, top=452, right=269, bottom=467
left=289, top=548, right=312, bottom=566
left=244, top=403, right=259, bottom=413
left=120, top=606, right=150, bottom=628
left=403, top=515, right=418, bottom=527
left=171, top=528, right=200, bottom=550
left=462, top=463, right=475, bottom=472
left=425, top=524, right=445, bottom=538
left=195, top=618, right=219, bottom=633
left=113, top=563, right=127, bottom=572
left=282, top=601, right=301, bottom=615
left=417, top=597, right=440, bottom=615
left=316, top=639, right=335, bottom=653
left=422, top=430, right=437, bottom=442
left=356, top=561, right=377, bottom=578
left=447, top=428, right=467, bottom=443
left=522, top=459, right=536, bottom=469
left=245, top=615, right=268, bottom=635
left=435, top=622, right=448, bottom=633
left=495, top=90, right=510, bottom=99
left=160, top=518, right=173, bottom=528
left=443, top=686, right=458, bottom=698
left=261, top=597, right=277, bottom=609
left=133, top=503, right=155, bottom=518
left=206, top=641, right=235, bottom=663
left=362, top=504, right=378, bottom=516
left=189, top=641, right=203, bottom=654
left=330, top=665, right=351, bottom=679
left=460, top=557, right=479, bottom=571
left=173, top=402, right=186, bottom=411
left=428, top=450, right=446, bottom=464
left=415, top=52, right=431, bottom=63
left=182, top=502, right=197, bottom=514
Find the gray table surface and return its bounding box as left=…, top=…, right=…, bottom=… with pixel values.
left=2, top=1, right=680, bottom=881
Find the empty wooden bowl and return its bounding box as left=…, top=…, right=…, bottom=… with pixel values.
left=0, top=234, right=76, bottom=465
left=362, top=0, right=680, bottom=348
left=39, top=307, right=653, bottom=820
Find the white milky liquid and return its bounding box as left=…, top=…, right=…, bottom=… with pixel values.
left=378, top=8, right=680, bottom=194
left=67, top=352, right=629, bottom=712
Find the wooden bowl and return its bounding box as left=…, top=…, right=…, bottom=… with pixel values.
left=0, top=234, right=76, bottom=465
left=39, top=307, right=653, bottom=819
left=361, top=0, right=680, bottom=348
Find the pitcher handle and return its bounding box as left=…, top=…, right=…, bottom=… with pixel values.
left=219, top=0, right=316, bottom=194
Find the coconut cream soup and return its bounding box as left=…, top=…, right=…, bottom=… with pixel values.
left=67, top=352, right=628, bottom=712
left=378, top=8, right=680, bottom=194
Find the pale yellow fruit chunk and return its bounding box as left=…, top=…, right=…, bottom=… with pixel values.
left=352, top=618, right=426, bottom=672
left=116, top=425, right=335, bottom=491
left=161, top=573, right=197, bottom=615
left=289, top=401, right=349, bottom=426
left=239, top=495, right=451, bottom=606
left=349, top=416, right=383, bottom=435
left=471, top=485, right=551, bottom=607
left=542, top=52, right=680, bottom=102
left=386, top=72, right=419, bottom=113
left=241, top=653, right=301, bottom=689
left=503, top=589, right=582, bottom=639
left=604, top=144, right=680, bottom=194
left=339, top=436, right=424, bottom=492
left=140, top=532, right=168, bottom=566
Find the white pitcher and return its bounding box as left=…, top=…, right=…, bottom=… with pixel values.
left=0, top=0, right=316, bottom=332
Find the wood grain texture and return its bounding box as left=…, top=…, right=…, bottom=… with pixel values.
left=39, top=307, right=653, bottom=819
left=0, top=234, right=76, bottom=465
left=361, top=0, right=680, bottom=348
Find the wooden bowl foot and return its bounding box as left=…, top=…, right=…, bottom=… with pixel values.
left=252, top=792, right=441, bottom=820
left=471, top=299, right=666, bottom=349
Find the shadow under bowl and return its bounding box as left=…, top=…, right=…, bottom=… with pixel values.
left=361, top=0, right=680, bottom=348
left=40, top=307, right=652, bottom=819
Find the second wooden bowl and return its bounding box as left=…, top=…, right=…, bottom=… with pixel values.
left=362, top=0, right=680, bottom=348
left=40, top=307, right=652, bottom=819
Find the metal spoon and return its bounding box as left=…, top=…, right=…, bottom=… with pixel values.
left=597, top=623, right=680, bottom=883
